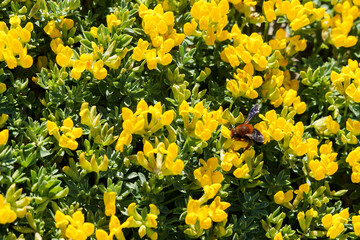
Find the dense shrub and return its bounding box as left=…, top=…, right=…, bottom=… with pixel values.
left=1, top=0, right=360, bottom=239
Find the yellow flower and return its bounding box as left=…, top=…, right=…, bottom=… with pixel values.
left=306, top=138, right=318, bottom=159
left=194, top=110, right=219, bottom=141
left=347, top=118, right=360, bottom=136
left=104, top=192, right=116, bottom=216
left=65, top=211, right=94, bottom=240
left=55, top=210, right=94, bottom=240
left=47, top=120, right=59, bottom=135
left=48, top=118, right=83, bottom=150
left=185, top=199, right=200, bottom=225
left=322, top=209, right=349, bottom=239
left=184, top=19, right=197, bottom=36
left=0, top=83, right=6, bottom=93
left=121, top=100, right=174, bottom=138
left=43, top=20, right=61, bottom=38
left=141, top=141, right=184, bottom=177
left=115, top=131, right=132, bottom=152
left=92, top=60, right=107, bottom=80
left=274, top=190, right=293, bottom=205
left=55, top=210, right=71, bottom=229
left=107, top=13, right=121, bottom=29
left=56, top=45, right=74, bottom=67
left=18, top=48, right=33, bottom=68
left=60, top=17, right=74, bottom=30
left=0, top=129, right=9, bottom=146
left=50, top=38, right=64, bottom=54
left=90, top=27, right=98, bottom=38
left=198, top=205, right=212, bottom=229
left=194, top=158, right=223, bottom=187
left=9, top=15, right=21, bottom=26
left=0, top=114, right=8, bottom=128
left=346, top=147, right=360, bottom=167
left=294, top=183, right=310, bottom=198
left=263, top=1, right=276, bottom=22
left=274, top=232, right=283, bottom=240
left=353, top=214, right=360, bottom=236
left=0, top=194, right=17, bottom=224
left=79, top=152, right=108, bottom=173
left=145, top=49, right=157, bottom=70
left=208, top=196, right=230, bottom=223
left=351, top=163, right=360, bottom=183
left=96, top=215, right=132, bottom=240
left=133, top=38, right=149, bottom=61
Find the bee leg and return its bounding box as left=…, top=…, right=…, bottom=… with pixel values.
left=245, top=139, right=252, bottom=150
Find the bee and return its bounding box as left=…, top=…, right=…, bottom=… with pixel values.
left=230, top=104, right=264, bottom=149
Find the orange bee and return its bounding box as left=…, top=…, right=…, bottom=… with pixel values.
left=230, top=104, right=264, bottom=149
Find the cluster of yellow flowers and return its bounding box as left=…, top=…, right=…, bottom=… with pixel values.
left=221, top=25, right=272, bottom=100
left=352, top=211, right=360, bottom=236
left=136, top=140, right=184, bottom=178
left=194, top=157, right=223, bottom=189
left=261, top=28, right=308, bottom=111
left=226, top=68, right=263, bottom=99
left=321, top=0, right=358, bottom=48
left=0, top=128, right=9, bottom=146
left=55, top=210, right=94, bottom=239
left=262, top=66, right=306, bottom=112
left=52, top=39, right=108, bottom=80
left=48, top=13, right=126, bottom=80
left=297, top=208, right=318, bottom=233
left=112, top=99, right=182, bottom=177
left=183, top=0, right=229, bottom=45
left=127, top=203, right=160, bottom=240
left=221, top=25, right=272, bottom=71
left=263, top=0, right=325, bottom=31
left=132, top=4, right=185, bottom=69
left=0, top=194, right=17, bottom=224
left=47, top=118, right=83, bottom=150
left=115, top=99, right=175, bottom=151
left=308, top=142, right=338, bottom=181
left=321, top=209, right=349, bottom=239
left=228, top=0, right=264, bottom=24
left=346, top=147, right=360, bottom=183
left=78, top=152, right=109, bottom=174
left=44, top=17, right=74, bottom=39
left=313, top=115, right=340, bottom=136
left=254, top=110, right=339, bottom=180
left=274, top=183, right=310, bottom=209
left=179, top=100, right=225, bottom=142
left=331, top=59, right=360, bottom=103
left=342, top=118, right=360, bottom=144
left=185, top=157, right=230, bottom=237
left=0, top=16, right=33, bottom=69
left=97, top=192, right=159, bottom=240
left=220, top=149, right=253, bottom=178
left=274, top=190, right=294, bottom=208
left=254, top=110, right=295, bottom=144
left=185, top=196, right=231, bottom=234
left=269, top=29, right=307, bottom=63
left=257, top=111, right=339, bottom=180
left=95, top=215, right=131, bottom=240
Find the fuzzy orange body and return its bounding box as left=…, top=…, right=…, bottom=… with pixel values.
left=230, top=124, right=254, bottom=141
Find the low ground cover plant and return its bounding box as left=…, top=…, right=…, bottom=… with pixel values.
left=1, top=0, right=360, bottom=239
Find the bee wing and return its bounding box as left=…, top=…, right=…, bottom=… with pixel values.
left=245, top=104, right=260, bottom=124
left=246, top=128, right=264, bottom=145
